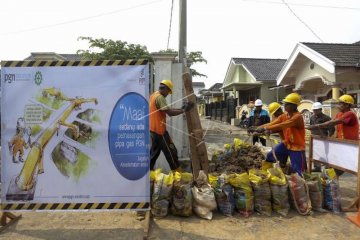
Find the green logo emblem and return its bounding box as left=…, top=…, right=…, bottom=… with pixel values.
left=34, top=71, right=43, bottom=85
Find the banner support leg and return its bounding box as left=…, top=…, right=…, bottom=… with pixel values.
left=0, top=212, right=22, bottom=233
left=143, top=211, right=151, bottom=240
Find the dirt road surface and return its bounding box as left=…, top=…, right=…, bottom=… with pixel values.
left=1, top=118, right=360, bottom=239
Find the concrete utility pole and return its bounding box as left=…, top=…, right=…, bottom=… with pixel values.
left=179, top=0, right=187, bottom=67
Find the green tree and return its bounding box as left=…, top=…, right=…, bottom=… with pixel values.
left=77, top=37, right=152, bottom=61
left=77, top=37, right=207, bottom=78
left=158, top=49, right=207, bottom=78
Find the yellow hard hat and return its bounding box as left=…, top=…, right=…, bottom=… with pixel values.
left=282, top=92, right=301, bottom=105
left=338, top=94, right=354, bottom=105
left=268, top=102, right=281, bottom=116
left=160, top=79, right=174, bottom=94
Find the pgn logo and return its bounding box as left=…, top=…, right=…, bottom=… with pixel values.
left=4, top=74, right=15, bottom=83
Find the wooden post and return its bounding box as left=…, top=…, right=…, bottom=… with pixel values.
left=345, top=141, right=360, bottom=214
left=358, top=140, right=360, bottom=204
left=308, top=135, right=313, bottom=173
left=0, top=212, right=22, bottom=233
left=142, top=211, right=151, bottom=240
left=182, top=72, right=209, bottom=178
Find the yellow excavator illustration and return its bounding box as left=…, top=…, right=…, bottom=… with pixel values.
left=42, top=87, right=72, bottom=101
left=57, top=120, right=80, bottom=140
left=6, top=95, right=98, bottom=201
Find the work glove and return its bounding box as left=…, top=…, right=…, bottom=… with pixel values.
left=255, top=127, right=266, bottom=134
left=247, top=126, right=255, bottom=134
left=182, top=102, right=194, bottom=112
left=305, top=125, right=316, bottom=130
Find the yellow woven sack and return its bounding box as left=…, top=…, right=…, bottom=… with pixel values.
left=150, top=168, right=162, bottom=182
left=224, top=143, right=231, bottom=151
left=208, top=174, right=219, bottom=188
left=181, top=172, right=193, bottom=183
left=249, top=169, right=270, bottom=185
left=228, top=173, right=250, bottom=188
left=268, top=167, right=287, bottom=185
left=163, top=171, right=174, bottom=186
left=234, top=138, right=246, bottom=150
left=261, top=160, right=273, bottom=171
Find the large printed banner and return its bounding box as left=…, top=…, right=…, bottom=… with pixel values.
left=1, top=60, right=150, bottom=211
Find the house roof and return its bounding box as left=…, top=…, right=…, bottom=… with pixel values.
left=199, top=83, right=223, bottom=97
left=301, top=42, right=360, bottom=67
left=192, top=82, right=205, bottom=88
left=208, top=83, right=223, bottom=91
left=232, top=58, right=286, bottom=81
left=59, top=54, right=82, bottom=61
left=25, top=52, right=82, bottom=61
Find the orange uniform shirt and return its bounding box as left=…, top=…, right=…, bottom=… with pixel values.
left=149, top=91, right=167, bottom=135
left=262, top=116, right=285, bottom=141
left=264, top=112, right=305, bottom=151
left=335, top=111, right=359, bottom=140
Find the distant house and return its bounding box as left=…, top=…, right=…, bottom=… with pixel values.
left=277, top=41, right=360, bottom=103
left=25, top=52, right=82, bottom=61
left=222, top=58, right=287, bottom=106
left=192, top=82, right=205, bottom=97
left=199, top=83, right=224, bottom=103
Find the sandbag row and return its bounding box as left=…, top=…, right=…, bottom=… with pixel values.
left=149, top=167, right=341, bottom=219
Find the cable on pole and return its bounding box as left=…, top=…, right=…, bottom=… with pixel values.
left=281, top=0, right=324, bottom=43
left=0, top=0, right=164, bottom=36
left=167, top=0, right=174, bottom=50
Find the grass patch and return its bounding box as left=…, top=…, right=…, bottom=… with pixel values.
left=36, top=92, right=64, bottom=110
left=51, top=142, right=92, bottom=181
left=31, top=125, right=42, bottom=136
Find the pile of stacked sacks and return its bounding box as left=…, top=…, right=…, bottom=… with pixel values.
left=149, top=139, right=341, bottom=219
left=150, top=169, right=217, bottom=219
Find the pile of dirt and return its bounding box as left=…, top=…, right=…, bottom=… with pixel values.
left=209, top=145, right=264, bottom=174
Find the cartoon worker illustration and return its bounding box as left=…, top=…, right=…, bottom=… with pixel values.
left=9, top=132, right=29, bottom=163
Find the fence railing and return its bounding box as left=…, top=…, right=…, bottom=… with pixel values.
left=205, top=98, right=237, bottom=123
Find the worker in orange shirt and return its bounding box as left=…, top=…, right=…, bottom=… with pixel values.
left=268, top=102, right=284, bottom=119
left=307, top=94, right=359, bottom=140
left=149, top=79, right=194, bottom=171
left=265, top=102, right=285, bottom=141
left=255, top=93, right=306, bottom=176
left=307, top=94, right=359, bottom=176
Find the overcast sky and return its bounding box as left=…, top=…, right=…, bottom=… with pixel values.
left=1, top=0, right=360, bottom=88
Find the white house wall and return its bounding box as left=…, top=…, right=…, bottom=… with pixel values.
left=295, top=59, right=336, bottom=91
left=233, top=66, right=244, bottom=83
left=260, top=82, right=285, bottom=104
left=232, top=65, right=257, bottom=84
left=241, top=66, right=256, bottom=83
